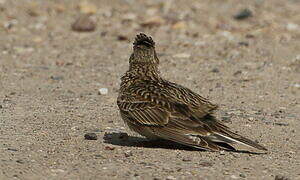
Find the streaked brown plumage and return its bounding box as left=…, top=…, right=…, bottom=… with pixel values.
left=117, top=33, right=267, bottom=151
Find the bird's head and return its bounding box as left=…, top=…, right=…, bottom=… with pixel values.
left=129, top=33, right=159, bottom=65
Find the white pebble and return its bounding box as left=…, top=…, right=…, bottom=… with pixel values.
left=51, top=169, right=65, bottom=173
left=173, top=53, right=191, bottom=58
left=292, top=83, right=300, bottom=88
left=219, top=150, right=226, bottom=155
left=230, top=175, right=239, bottom=179
left=287, top=23, right=300, bottom=31
left=294, top=55, right=300, bottom=61
left=98, top=88, right=108, bottom=95
left=219, top=31, right=234, bottom=41
left=166, top=176, right=176, bottom=180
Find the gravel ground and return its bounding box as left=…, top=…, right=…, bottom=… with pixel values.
left=0, top=0, right=299, bottom=179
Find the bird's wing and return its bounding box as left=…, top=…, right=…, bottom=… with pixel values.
left=162, top=80, right=218, bottom=118
left=118, top=81, right=217, bottom=125
left=117, top=79, right=218, bottom=126
left=118, top=100, right=170, bottom=126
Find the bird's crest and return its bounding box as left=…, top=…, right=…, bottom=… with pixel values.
left=133, top=33, right=155, bottom=47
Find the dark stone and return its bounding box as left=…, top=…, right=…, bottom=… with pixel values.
left=50, top=76, right=64, bottom=81
left=233, top=70, right=242, bottom=76
left=211, top=68, right=220, bottom=73
left=182, top=157, right=191, bottom=162
left=238, top=41, right=249, bottom=46
left=117, top=35, right=129, bottom=41
left=84, top=133, right=98, bottom=140
left=16, top=159, right=24, bottom=164
left=7, top=148, right=18, bottom=152
left=274, top=122, right=289, bottom=126
left=275, top=175, right=290, bottom=180
left=234, top=9, right=252, bottom=20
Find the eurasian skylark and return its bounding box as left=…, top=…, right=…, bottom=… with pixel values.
left=117, top=33, right=267, bottom=151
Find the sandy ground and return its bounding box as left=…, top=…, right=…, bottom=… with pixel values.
left=0, top=0, right=299, bottom=179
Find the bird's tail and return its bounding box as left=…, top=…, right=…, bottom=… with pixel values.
left=210, top=129, right=267, bottom=151
left=149, top=121, right=267, bottom=152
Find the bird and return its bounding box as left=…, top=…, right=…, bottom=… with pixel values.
left=117, top=33, right=267, bottom=151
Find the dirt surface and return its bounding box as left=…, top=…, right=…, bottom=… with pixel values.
left=0, top=0, right=299, bottom=179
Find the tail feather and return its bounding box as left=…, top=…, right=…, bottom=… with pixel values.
left=212, top=132, right=267, bottom=151
left=148, top=125, right=267, bottom=151
left=208, top=120, right=267, bottom=151
left=151, top=127, right=222, bottom=151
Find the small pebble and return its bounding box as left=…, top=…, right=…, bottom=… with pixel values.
left=122, top=13, right=137, bottom=21
left=220, top=31, right=234, bottom=41
left=245, top=34, right=255, bottom=38
left=172, top=21, right=186, bottom=30
left=173, top=53, right=191, bottom=58
left=117, top=35, right=128, bottom=41
left=71, top=15, right=96, bottom=32
left=54, top=3, right=66, bottom=13
left=182, top=157, right=191, bottom=162
left=27, top=8, right=40, bottom=17
left=16, top=159, right=24, bottom=164
left=275, top=175, right=290, bottom=180
left=274, top=122, right=289, bottom=126
left=92, top=129, right=102, bottom=133
left=238, top=41, right=249, bottom=46
left=234, top=9, right=252, bottom=20
left=50, top=76, right=64, bottom=81
left=199, top=161, right=213, bottom=167
left=166, top=176, right=176, bottom=180
left=7, top=148, right=18, bottom=152
left=239, top=173, right=246, bottom=178
left=51, top=169, right=65, bottom=173
left=94, top=154, right=105, bottom=159
left=233, top=70, right=242, bottom=76
left=211, top=68, right=220, bottom=73
left=105, top=146, right=115, bottom=150
left=124, top=150, right=133, bottom=157
left=98, top=88, right=108, bottom=95
left=84, top=133, right=98, bottom=140
left=230, top=175, right=239, bottom=179
left=14, top=46, right=34, bottom=54
left=219, top=151, right=226, bottom=155
left=292, top=83, right=300, bottom=88
left=286, top=23, right=299, bottom=31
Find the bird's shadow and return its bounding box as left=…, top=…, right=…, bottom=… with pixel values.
left=103, top=132, right=266, bottom=154
left=103, top=132, right=201, bottom=151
